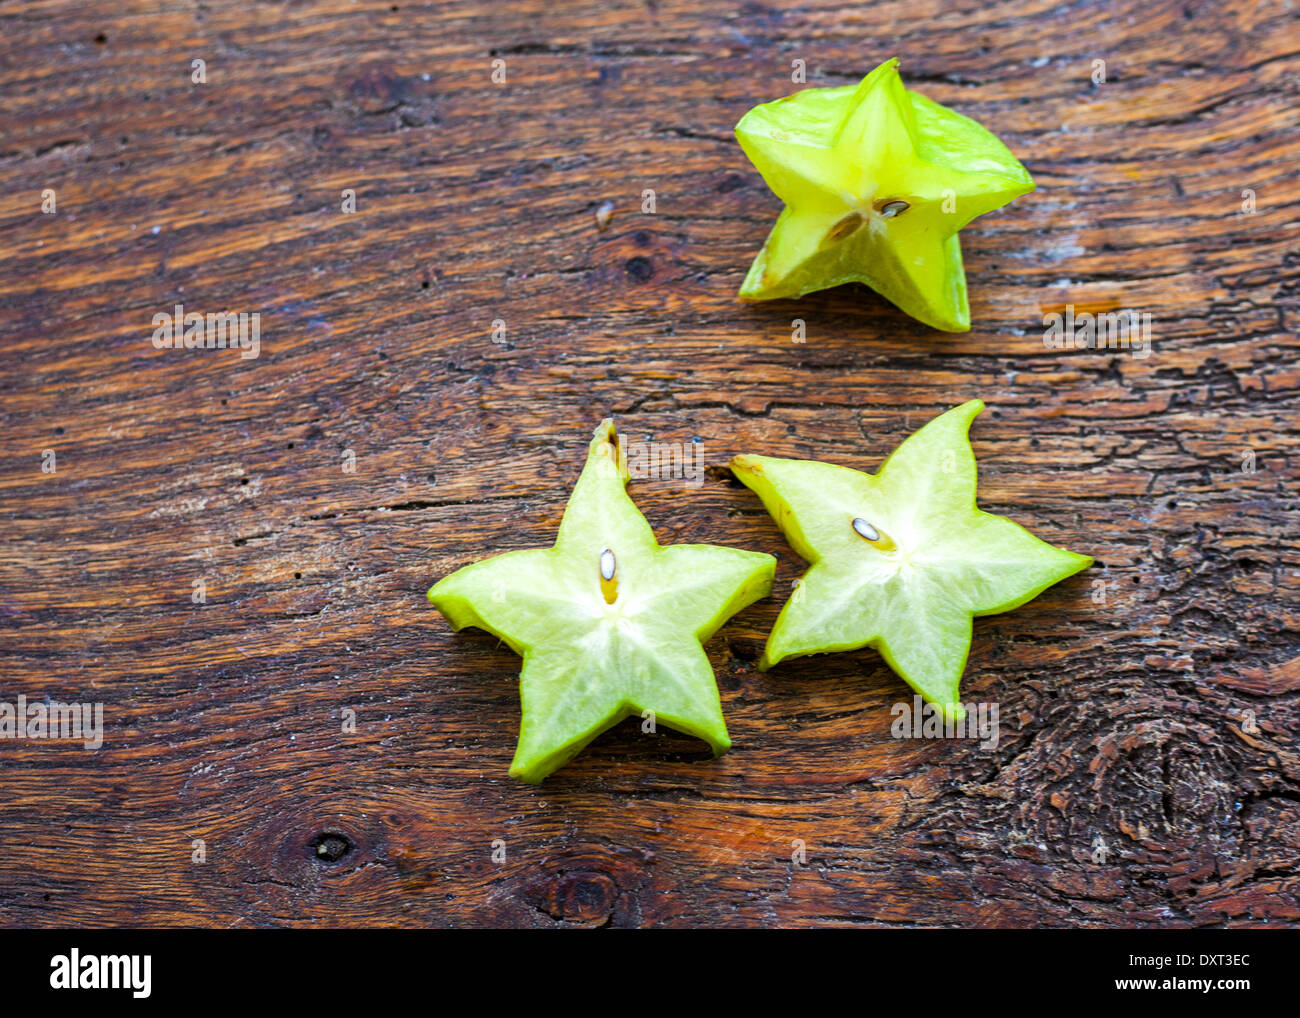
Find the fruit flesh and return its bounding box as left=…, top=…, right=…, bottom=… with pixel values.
left=429, top=420, right=775, bottom=783
left=731, top=401, right=1091, bottom=717
left=735, top=58, right=1035, bottom=331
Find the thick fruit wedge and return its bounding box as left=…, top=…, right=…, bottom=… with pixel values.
left=735, top=58, right=1035, bottom=331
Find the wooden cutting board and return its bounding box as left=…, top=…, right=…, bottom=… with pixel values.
left=1, top=0, right=1296, bottom=927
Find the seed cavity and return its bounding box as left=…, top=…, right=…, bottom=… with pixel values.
left=599, top=548, right=618, bottom=604
left=876, top=199, right=910, bottom=218
left=825, top=210, right=865, bottom=243
left=852, top=517, right=897, bottom=552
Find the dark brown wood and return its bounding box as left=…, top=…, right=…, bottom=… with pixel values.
left=0, top=0, right=1296, bottom=928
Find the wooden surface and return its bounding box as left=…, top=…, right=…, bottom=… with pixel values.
left=1, top=0, right=1297, bottom=928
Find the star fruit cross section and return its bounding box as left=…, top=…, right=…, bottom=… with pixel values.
left=731, top=400, right=1092, bottom=714
left=428, top=420, right=775, bottom=783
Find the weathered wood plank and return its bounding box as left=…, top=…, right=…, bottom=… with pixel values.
left=0, top=0, right=1296, bottom=927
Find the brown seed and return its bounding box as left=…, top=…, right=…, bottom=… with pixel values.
left=826, top=210, right=865, bottom=243
left=594, top=201, right=615, bottom=231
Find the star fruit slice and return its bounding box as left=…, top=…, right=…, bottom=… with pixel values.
left=730, top=401, right=1091, bottom=718
left=428, top=420, right=775, bottom=783
left=734, top=57, right=1035, bottom=331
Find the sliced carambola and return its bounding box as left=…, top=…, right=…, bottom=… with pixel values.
left=730, top=401, right=1091, bottom=716
left=735, top=58, right=1035, bottom=331
left=429, top=420, right=775, bottom=782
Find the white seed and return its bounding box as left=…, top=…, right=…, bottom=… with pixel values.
left=852, top=517, right=880, bottom=542
left=879, top=200, right=909, bottom=218
left=599, top=548, right=616, bottom=581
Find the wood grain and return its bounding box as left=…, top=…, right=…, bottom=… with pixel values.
left=0, top=0, right=1296, bottom=927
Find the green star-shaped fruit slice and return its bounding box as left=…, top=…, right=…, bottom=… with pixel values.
left=730, top=400, right=1090, bottom=717
left=428, top=420, right=775, bottom=783
left=735, top=57, right=1035, bottom=331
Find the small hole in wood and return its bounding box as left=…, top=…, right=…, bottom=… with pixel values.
left=624, top=256, right=653, bottom=282
left=311, top=832, right=352, bottom=863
